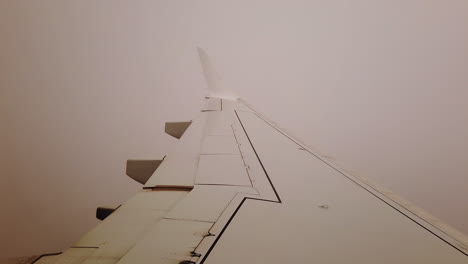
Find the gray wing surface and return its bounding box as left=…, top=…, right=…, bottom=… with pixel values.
left=36, top=98, right=468, bottom=264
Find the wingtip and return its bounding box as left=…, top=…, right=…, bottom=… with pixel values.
left=197, top=47, right=239, bottom=100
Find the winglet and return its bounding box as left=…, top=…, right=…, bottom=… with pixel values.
left=197, top=47, right=238, bottom=100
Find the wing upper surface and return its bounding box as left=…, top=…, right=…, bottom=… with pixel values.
left=36, top=98, right=468, bottom=264
left=202, top=108, right=468, bottom=264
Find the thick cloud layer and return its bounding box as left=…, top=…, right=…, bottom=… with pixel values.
left=1, top=0, right=467, bottom=258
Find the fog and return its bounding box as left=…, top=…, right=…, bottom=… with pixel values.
left=1, top=0, right=467, bottom=259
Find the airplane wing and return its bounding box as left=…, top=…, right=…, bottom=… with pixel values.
left=34, top=46, right=468, bottom=263
left=34, top=96, right=468, bottom=264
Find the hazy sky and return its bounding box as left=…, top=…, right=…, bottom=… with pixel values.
left=1, top=0, right=468, bottom=259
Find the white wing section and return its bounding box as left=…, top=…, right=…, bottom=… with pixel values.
left=144, top=114, right=206, bottom=189
left=202, top=107, right=468, bottom=264
left=197, top=47, right=237, bottom=100
left=36, top=98, right=468, bottom=264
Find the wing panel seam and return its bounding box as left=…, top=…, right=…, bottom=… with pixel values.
left=250, top=111, right=468, bottom=256
left=198, top=110, right=282, bottom=263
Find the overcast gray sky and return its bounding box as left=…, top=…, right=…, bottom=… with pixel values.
left=1, top=0, right=468, bottom=259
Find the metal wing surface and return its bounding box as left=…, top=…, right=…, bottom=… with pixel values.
left=35, top=98, right=468, bottom=264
